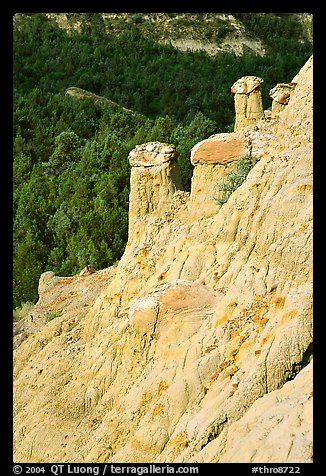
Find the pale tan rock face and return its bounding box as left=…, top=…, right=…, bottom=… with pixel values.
left=193, top=361, right=313, bottom=463
left=189, top=163, right=228, bottom=219
left=13, top=57, right=313, bottom=464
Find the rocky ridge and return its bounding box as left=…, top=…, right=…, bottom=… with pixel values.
left=14, top=13, right=312, bottom=58
left=13, top=56, right=313, bottom=463
left=65, top=87, right=135, bottom=114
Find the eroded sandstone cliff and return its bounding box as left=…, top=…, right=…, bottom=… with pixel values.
left=13, top=56, right=313, bottom=463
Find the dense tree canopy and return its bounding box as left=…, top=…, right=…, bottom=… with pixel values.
left=13, top=13, right=312, bottom=307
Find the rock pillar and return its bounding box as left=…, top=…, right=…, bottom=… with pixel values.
left=231, top=76, right=264, bottom=131
left=189, top=132, right=251, bottom=219
left=269, top=82, right=296, bottom=118
left=128, top=142, right=183, bottom=236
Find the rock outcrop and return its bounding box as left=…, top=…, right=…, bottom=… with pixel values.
left=128, top=142, right=183, bottom=236
left=189, top=132, right=251, bottom=219
left=231, top=75, right=265, bottom=131
left=269, top=82, right=296, bottom=118
left=190, top=132, right=250, bottom=165
left=188, top=127, right=274, bottom=219
left=13, top=57, right=313, bottom=464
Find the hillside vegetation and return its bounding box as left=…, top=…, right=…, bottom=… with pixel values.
left=13, top=13, right=312, bottom=308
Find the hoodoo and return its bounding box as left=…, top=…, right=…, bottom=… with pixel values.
left=128, top=142, right=183, bottom=238
left=269, top=82, right=296, bottom=118
left=231, top=75, right=265, bottom=131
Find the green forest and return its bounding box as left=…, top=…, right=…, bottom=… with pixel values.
left=13, top=13, right=312, bottom=308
